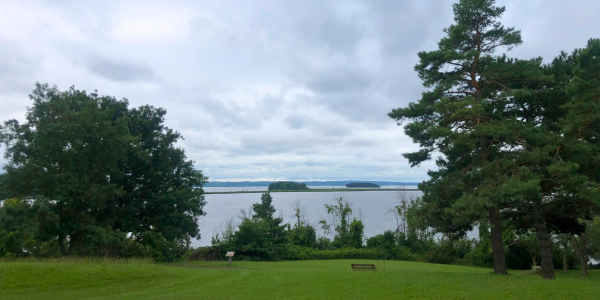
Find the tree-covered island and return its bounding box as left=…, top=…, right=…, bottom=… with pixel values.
left=267, top=181, right=309, bottom=191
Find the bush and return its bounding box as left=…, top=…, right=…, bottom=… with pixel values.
left=0, top=230, right=34, bottom=258
left=231, top=218, right=280, bottom=261
left=121, top=239, right=150, bottom=259
left=366, top=231, right=396, bottom=254
left=454, top=238, right=475, bottom=259
left=139, top=231, right=188, bottom=262
left=287, top=224, right=317, bottom=248
left=464, top=242, right=493, bottom=268
left=423, top=241, right=456, bottom=264
left=506, top=243, right=532, bottom=269
left=185, top=246, right=223, bottom=261
left=282, top=244, right=387, bottom=260
left=392, top=246, right=415, bottom=261
left=315, top=237, right=332, bottom=250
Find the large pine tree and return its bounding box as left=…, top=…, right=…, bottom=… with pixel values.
left=389, top=0, right=526, bottom=274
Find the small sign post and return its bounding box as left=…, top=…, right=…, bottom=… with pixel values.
left=226, top=251, right=235, bottom=266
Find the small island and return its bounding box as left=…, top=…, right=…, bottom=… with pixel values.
left=346, top=182, right=381, bottom=188
left=268, top=181, right=309, bottom=191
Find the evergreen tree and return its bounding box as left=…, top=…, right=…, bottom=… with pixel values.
left=251, top=192, right=286, bottom=250
left=253, top=192, right=276, bottom=220
left=500, top=39, right=600, bottom=278
left=389, top=0, right=525, bottom=274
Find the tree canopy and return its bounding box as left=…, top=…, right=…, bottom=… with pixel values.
left=0, top=83, right=206, bottom=260
left=390, top=0, right=600, bottom=279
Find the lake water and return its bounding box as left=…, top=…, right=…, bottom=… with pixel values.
left=195, top=186, right=422, bottom=246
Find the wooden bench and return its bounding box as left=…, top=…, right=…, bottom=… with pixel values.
left=351, top=264, right=377, bottom=271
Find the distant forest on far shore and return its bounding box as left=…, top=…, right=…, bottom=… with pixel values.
left=346, top=182, right=381, bottom=188
left=204, top=181, right=419, bottom=187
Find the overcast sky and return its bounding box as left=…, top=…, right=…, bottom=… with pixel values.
left=1, top=0, right=598, bottom=182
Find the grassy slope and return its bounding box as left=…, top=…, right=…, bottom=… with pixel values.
left=1, top=260, right=598, bottom=300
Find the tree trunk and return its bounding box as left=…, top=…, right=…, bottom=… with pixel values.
left=563, top=248, right=568, bottom=273
left=571, top=234, right=588, bottom=276
left=58, top=234, right=69, bottom=256
left=532, top=197, right=555, bottom=279
left=488, top=206, right=507, bottom=274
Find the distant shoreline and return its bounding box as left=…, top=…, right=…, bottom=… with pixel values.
left=204, top=180, right=420, bottom=187
left=205, top=188, right=419, bottom=194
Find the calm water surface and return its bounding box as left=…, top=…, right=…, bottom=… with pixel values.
left=195, top=187, right=422, bottom=246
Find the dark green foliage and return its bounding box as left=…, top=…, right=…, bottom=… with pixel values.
left=348, top=220, right=365, bottom=248
left=0, top=84, right=206, bottom=261
left=423, top=239, right=457, bottom=265
left=319, top=197, right=364, bottom=248
left=282, top=244, right=387, bottom=261
left=252, top=192, right=276, bottom=220
left=184, top=245, right=223, bottom=261
left=366, top=231, right=397, bottom=253
left=388, top=0, right=534, bottom=275
left=267, top=182, right=308, bottom=191
left=397, top=232, right=435, bottom=256
left=0, top=174, right=8, bottom=200
left=453, top=238, right=475, bottom=259
left=464, top=241, right=494, bottom=268
left=505, top=244, right=531, bottom=270
left=315, top=237, right=332, bottom=251
left=138, top=231, right=188, bottom=263
left=287, top=223, right=317, bottom=248
left=388, top=0, right=600, bottom=278
left=214, top=193, right=287, bottom=261
left=231, top=218, right=277, bottom=261
left=109, top=104, right=207, bottom=245
left=0, top=198, right=38, bottom=257
left=464, top=223, right=494, bottom=267
left=345, top=183, right=380, bottom=188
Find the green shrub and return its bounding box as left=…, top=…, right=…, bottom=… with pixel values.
left=121, top=239, right=150, bottom=259
left=287, top=224, right=317, bottom=248
left=423, top=241, right=456, bottom=264
left=464, top=243, right=493, bottom=268
left=230, top=218, right=280, bottom=261
left=184, top=246, right=223, bottom=261
left=281, top=244, right=387, bottom=260
left=505, top=243, right=532, bottom=269
left=315, top=237, right=332, bottom=250
left=139, top=231, right=188, bottom=262
left=366, top=231, right=396, bottom=254
left=392, top=246, right=415, bottom=261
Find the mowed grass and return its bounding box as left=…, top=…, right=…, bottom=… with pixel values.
left=1, top=259, right=599, bottom=300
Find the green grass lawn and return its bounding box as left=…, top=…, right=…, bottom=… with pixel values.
left=1, top=259, right=598, bottom=300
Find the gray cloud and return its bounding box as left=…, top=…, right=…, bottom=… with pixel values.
left=86, top=56, right=156, bottom=82
left=307, top=67, right=372, bottom=94
left=0, top=40, right=40, bottom=94
left=1, top=0, right=599, bottom=181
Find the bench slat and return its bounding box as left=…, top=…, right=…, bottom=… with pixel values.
left=351, top=263, right=377, bottom=271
